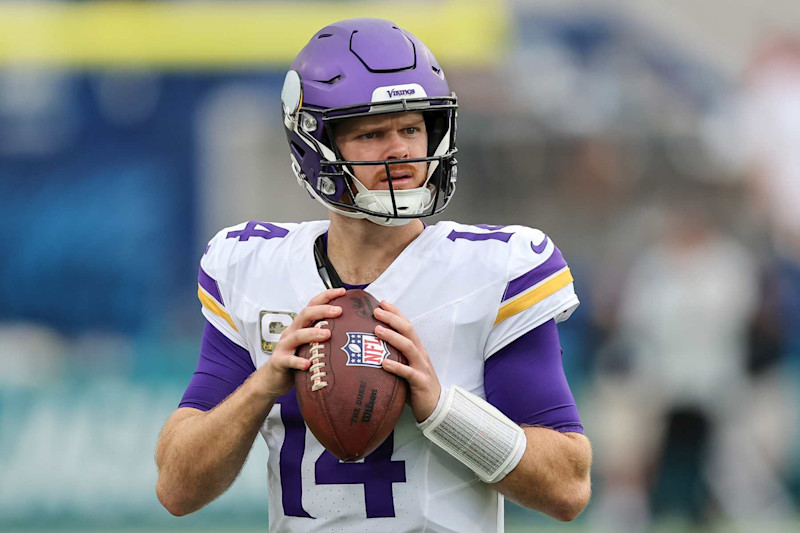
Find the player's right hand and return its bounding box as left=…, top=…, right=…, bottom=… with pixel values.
left=255, top=288, right=345, bottom=398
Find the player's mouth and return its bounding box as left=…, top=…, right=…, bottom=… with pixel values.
left=378, top=167, right=418, bottom=189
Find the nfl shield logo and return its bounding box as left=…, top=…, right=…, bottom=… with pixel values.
left=343, top=332, right=390, bottom=367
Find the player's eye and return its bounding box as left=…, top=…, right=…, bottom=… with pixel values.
left=360, top=131, right=377, bottom=140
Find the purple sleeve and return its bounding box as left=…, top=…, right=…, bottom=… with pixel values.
left=484, top=319, right=583, bottom=433
left=179, top=321, right=256, bottom=411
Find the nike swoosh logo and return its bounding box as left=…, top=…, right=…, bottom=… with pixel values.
left=531, top=235, right=549, bottom=254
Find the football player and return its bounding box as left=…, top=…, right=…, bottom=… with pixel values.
left=156, top=18, right=591, bottom=532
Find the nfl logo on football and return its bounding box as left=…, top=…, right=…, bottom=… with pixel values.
left=343, top=332, right=390, bottom=367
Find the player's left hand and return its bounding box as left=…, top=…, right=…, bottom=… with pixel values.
left=374, top=300, right=441, bottom=423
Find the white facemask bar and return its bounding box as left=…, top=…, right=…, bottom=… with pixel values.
left=288, top=111, right=453, bottom=226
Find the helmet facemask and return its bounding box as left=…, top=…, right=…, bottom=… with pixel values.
left=286, top=96, right=458, bottom=226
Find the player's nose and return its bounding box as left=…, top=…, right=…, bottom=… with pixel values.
left=383, top=131, right=410, bottom=160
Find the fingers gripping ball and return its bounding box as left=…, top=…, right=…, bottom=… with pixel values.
left=295, top=290, right=407, bottom=461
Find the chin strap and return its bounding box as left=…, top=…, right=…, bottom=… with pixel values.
left=354, top=185, right=433, bottom=223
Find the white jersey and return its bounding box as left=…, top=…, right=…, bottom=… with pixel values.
left=198, top=220, right=579, bottom=533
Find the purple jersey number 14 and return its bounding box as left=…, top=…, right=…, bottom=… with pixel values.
left=276, top=392, right=406, bottom=519
left=447, top=225, right=513, bottom=243
left=227, top=221, right=289, bottom=241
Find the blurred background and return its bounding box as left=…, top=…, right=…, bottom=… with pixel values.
left=2, top=0, right=800, bottom=531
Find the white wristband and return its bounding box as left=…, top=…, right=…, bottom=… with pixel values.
left=418, top=385, right=527, bottom=483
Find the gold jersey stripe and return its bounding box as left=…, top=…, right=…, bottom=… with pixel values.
left=494, top=268, right=574, bottom=326
left=0, top=1, right=508, bottom=68
left=198, top=285, right=238, bottom=332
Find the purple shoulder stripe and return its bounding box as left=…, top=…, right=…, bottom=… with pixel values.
left=198, top=265, right=223, bottom=304
left=502, top=243, right=568, bottom=302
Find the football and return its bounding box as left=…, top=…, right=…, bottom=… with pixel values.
left=295, top=289, right=408, bottom=461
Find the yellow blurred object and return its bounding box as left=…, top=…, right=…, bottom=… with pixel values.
left=0, top=1, right=509, bottom=69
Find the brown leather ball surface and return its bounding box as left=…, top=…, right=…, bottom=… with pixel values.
left=295, top=289, right=407, bottom=461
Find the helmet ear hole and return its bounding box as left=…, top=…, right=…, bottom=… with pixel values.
left=424, top=111, right=448, bottom=155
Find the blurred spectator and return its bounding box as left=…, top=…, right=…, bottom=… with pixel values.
left=739, top=35, right=800, bottom=373
left=591, top=199, right=795, bottom=528
left=736, top=33, right=800, bottom=509
left=740, top=36, right=800, bottom=255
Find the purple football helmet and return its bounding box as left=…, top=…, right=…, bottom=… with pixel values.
left=281, top=18, right=458, bottom=226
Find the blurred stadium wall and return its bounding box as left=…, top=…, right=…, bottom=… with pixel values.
left=1, top=1, right=799, bottom=532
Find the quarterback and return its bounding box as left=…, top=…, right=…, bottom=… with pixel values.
left=156, top=18, right=592, bottom=532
